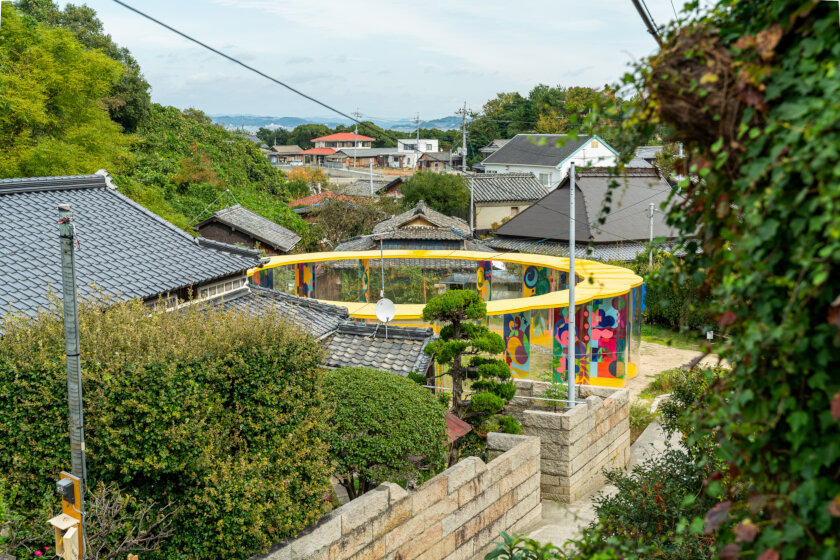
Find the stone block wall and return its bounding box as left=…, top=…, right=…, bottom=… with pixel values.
left=254, top=435, right=541, bottom=560
left=490, top=381, right=630, bottom=503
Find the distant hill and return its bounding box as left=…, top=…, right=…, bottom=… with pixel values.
left=210, top=114, right=462, bottom=132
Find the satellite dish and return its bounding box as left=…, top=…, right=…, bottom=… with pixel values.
left=375, top=298, right=396, bottom=323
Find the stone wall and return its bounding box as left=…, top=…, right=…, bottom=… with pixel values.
left=254, top=435, right=541, bottom=560
left=490, top=381, right=630, bottom=503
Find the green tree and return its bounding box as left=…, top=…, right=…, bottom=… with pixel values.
left=14, top=1, right=152, bottom=132
left=422, top=291, right=514, bottom=463
left=322, top=367, right=447, bottom=500
left=256, top=126, right=290, bottom=147
left=118, top=104, right=306, bottom=235
left=575, top=1, right=840, bottom=558
left=0, top=4, right=134, bottom=177
left=288, top=123, right=333, bottom=148
left=400, top=171, right=471, bottom=220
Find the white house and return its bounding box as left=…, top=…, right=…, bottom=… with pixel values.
left=398, top=138, right=440, bottom=168
left=481, top=134, right=618, bottom=189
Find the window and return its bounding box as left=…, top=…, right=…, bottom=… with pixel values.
left=405, top=143, right=416, bottom=151
left=591, top=140, right=600, bottom=148
left=426, top=143, right=433, bottom=151
left=539, top=173, right=551, bottom=187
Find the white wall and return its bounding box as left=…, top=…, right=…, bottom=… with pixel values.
left=483, top=138, right=617, bottom=189
left=397, top=139, right=439, bottom=153
left=475, top=203, right=534, bottom=231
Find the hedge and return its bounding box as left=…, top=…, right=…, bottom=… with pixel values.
left=0, top=296, right=333, bottom=559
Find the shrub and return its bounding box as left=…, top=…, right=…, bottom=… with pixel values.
left=497, top=416, right=521, bottom=435
left=0, top=297, right=332, bottom=560
left=322, top=367, right=448, bottom=500
left=540, top=382, right=568, bottom=413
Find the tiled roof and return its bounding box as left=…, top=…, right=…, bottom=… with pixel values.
left=495, top=166, right=678, bottom=244
left=198, top=204, right=301, bottom=252
left=323, top=321, right=436, bottom=376
left=373, top=201, right=471, bottom=237
left=0, top=173, right=260, bottom=318
left=290, top=192, right=353, bottom=208
left=486, top=235, right=683, bottom=262
left=301, top=148, right=337, bottom=155
left=468, top=173, right=548, bottom=203
left=211, top=285, right=349, bottom=338
left=482, top=134, right=599, bottom=167
left=419, top=151, right=452, bottom=162
left=635, top=146, right=662, bottom=160
left=311, top=133, right=375, bottom=142
left=445, top=413, right=472, bottom=443
left=270, top=145, right=303, bottom=154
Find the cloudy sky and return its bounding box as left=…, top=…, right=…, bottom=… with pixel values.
left=89, top=0, right=688, bottom=120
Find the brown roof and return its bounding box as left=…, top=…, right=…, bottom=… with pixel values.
left=445, top=413, right=472, bottom=444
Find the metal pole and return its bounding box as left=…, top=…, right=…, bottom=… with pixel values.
left=58, top=204, right=87, bottom=552
left=462, top=101, right=472, bottom=234
left=648, top=202, right=655, bottom=267
left=369, top=160, right=374, bottom=195
left=630, top=0, right=662, bottom=45
left=379, top=237, right=387, bottom=338
left=567, top=163, right=576, bottom=408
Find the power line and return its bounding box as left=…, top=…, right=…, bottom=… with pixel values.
left=630, top=0, right=662, bottom=44
left=111, top=0, right=407, bottom=147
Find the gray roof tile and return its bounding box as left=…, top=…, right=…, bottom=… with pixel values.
left=198, top=204, right=301, bottom=252
left=481, top=134, right=596, bottom=167
left=468, top=173, right=548, bottom=203
left=323, top=321, right=436, bottom=376
left=0, top=173, right=259, bottom=318
left=211, top=286, right=349, bottom=338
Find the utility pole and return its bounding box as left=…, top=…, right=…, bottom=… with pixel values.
left=456, top=102, right=472, bottom=233
left=369, top=160, right=374, bottom=196
left=414, top=113, right=421, bottom=170
left=648, top=202, right=655, bottom=266
left=630, top=0, right=662, bottom=45
left=58, top=204, right=88, bottom=550
left=352, top=109, right=362, bottom=168
left=567, top=163, right=576, bottom=409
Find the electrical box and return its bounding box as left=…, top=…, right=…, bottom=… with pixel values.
left=54, top=472, right=84, bottom=558
left=47, top=513, right=79, bottom=560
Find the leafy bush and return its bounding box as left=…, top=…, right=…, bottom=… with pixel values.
left=497, top=416, right=521, bottom=435
left=586, top=1, right=840, bottom=556
left=0, top=297, right=332, bottom=560
left=540, top=382, right=568, bottom=413
left=569, top=450, right=719, bottom=560
left=322, top=367, right=448, bottom=500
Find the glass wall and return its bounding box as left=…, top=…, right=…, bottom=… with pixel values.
left=249, top=256, right=641, bottom=388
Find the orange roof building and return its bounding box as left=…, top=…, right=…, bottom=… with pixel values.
left=312, top=132, right=375, bottom=150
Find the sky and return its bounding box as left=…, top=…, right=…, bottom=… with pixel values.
left=87, top=0, right=690, bottom=121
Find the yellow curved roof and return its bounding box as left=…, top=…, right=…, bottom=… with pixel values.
left=252, top=250, right=642, bottom=320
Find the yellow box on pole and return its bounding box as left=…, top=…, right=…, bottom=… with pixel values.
left=46, top=471, right=83, bottom=559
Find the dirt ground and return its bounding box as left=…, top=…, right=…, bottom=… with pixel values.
left=627, top=340, right=723, bottom=401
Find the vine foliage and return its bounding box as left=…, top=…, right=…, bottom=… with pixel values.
left=582, top=1, right=840, bottom=557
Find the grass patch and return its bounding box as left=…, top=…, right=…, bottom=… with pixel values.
left=638, top=367, right=685, bottom=400
left=641, top=323, right=709, bottom=350
left=630, top=402, right=658, bottom=443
